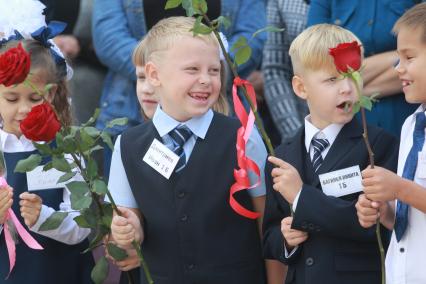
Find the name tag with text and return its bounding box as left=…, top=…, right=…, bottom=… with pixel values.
left=143, top=139, right=179, bottom=179
left=319, top=165, right=363, bottom=197
left=27, top=166, right=68, bottom=191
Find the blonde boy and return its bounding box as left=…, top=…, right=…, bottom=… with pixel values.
left=106, top=16, right=273, bottom=284
left=262, top=24, right=399, bottom=284
left=356, top=3, right=426, bottom=283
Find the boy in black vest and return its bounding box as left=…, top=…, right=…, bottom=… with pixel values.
left=262, top=24, right=399, bottom=284
left=106, top=16, right=272, bottom=284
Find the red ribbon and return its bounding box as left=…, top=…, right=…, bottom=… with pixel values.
left=229, top=77, right=261, bottom=219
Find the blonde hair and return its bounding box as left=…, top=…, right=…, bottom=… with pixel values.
left=289, top=24, right=363, bottom=74
left=135, top=16, right=229, bottom=115
left=393, top=2, right=426, bottom=43
left=0, top=40, right=72, bottom=126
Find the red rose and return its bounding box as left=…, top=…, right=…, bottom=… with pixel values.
left=329, top=41, right=361, bottom=73
left=20, top=102, right=61, bottom=142
left=0, top=43, right=31, bottom=87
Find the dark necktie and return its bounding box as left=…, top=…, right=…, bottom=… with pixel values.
left=394, top=112, right=426, bottom=242
left=168, top=125, right=192, bottom=173
left=312, top=137, right=330, bottom=172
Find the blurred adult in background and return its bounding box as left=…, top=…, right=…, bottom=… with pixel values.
left=92, top=0, right=267, bottom=177
left=262, top=0, right=310, bottom=141
left=308, top=0, right=420, bottom=137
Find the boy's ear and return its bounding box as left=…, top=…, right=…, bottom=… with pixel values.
left=145, top=62, right=161, bottom=87
left=292, top=75, right=308, bottom=100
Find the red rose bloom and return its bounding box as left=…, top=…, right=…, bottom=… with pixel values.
left=0, top=43, right=31, bottom=87
left=20, top=102, right=61, bottom=142
left=329, top=41, right=361, bottom=73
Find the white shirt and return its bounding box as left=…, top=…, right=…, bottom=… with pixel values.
left=386, top=105, right=426, bottom=284
left=285, top=116, right=343, bottom=257
left=0, top=129, right=90, bottom=245
left=107, top=107, right=267, bottom=208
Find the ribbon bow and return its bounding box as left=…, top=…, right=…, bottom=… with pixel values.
left=31, top=21, right=67, bottom=77
left=229, top=77, right=261, bottom=219
left=0, top=177, right=43, bottom=278
left=0, top=31, right=24, bottom=47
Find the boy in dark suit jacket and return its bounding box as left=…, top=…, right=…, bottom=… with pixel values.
left=262, top=24, right=399, bottom=284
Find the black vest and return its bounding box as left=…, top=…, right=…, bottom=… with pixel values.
left=0, top=151, right=94, bottom=284
left=121, top=113, right=265, bottom=284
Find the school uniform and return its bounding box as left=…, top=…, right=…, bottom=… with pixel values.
left=263, top=116, right=399, bottom=284
left=386, top=105, right=426, bottom=284
left=108, top=107, right=266, bottom=284
left=0, top=131, right=94, bottom=284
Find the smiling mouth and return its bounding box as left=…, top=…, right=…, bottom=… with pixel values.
left=189, top=92, right=209, bottom=101
left=402, top=80, right=412, bottom=87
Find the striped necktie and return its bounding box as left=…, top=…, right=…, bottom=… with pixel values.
left=394, top=112, right=426, bottom=241
left=168, top=125, right=193, bottom=173
left=311, top=138, right=330, bottom=172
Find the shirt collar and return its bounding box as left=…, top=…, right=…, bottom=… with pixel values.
left=0, top=129, right=35, bottom=152
left=152, top=105, right=213, bottom=139
left=304, top=115, right=344, bottom=152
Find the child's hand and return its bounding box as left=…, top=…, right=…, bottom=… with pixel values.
left=0, top=186, right=13, bottom=223
left=115, top=248, right=140, bottom=271
left=281, top=217, right=308, bottom=249
left=269, top=156, right=303, bottom=204
left=111, top=207, right=143, bottom=248
left=362, top=166, right=401, bottom=202
left=355, top=194, right=380, bottom=228
left=19, top=192, right=42, bottom=228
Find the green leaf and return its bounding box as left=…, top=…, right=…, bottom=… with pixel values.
left=33, top=142, right=52, bottom=156
left=359, top=95, right=373, bottom=111
left=107, top=243, right=128, bottom=261
left=165, top=0, right=182, bottom=9
left=101, top=132, right=114, bottom=150
left=193, top=0, right=207, bottom=14
left=61, top=136, right=77, bottom=154
left=83, top=230, right=107, bottom=253
left=43, top=161, right=53, bottom=171
left=44, top=83, right=54, bottom=95
left=57, top=171, right=76, bottom=183
left=14, top=154, right=42, bottom=173
left=235, top=45, right=252, bottom=66
left=87, top=159, right=98, bottom=179
left=80, top=129, right=96, bottom=152
left=252, top=25, right=285, bottom=39
left=67, top=181, right=92, bottom=210
left=216, top=16, right=231, bottom=29
left=74, top=208, right=98, bottom=229
left=39, top=211, right=68, bottom=231
left=352, top=102, right=361, bottom=114
left=84, top=127, right=101, bottom=138
left=101, top=203, right=114, bottom=228
left=91, top=256, right=109, bottom=284
left=82, top=109, right=100, bottom=127
left=230, top=36, right=248, bottom=52
left=182, top=0, right=195, bottom=16
left=52, top=155, right=71, bottom=172
left=192, top=16, right=212, bottom=35
left=92, top=179, right=108, bottom=195
left=106, top=117, right=128, bottom=129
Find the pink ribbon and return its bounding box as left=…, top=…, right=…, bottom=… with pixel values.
left=0, top=177, right=43, bottom=278
left=229, top=77, right=261, bottom=219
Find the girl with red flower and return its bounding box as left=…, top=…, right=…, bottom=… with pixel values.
left=0, top=39, right=94, bottom=284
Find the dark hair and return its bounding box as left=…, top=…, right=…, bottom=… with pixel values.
left=0, top=39, right=72, bottom=126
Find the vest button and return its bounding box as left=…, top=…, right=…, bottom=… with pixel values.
left=181, top=214, right=188, bottom=221
left=400, top=247, right=405, bottom=253
left=177, top=191, right=186, bottom=198
left=305, top=257, right=314, bottom=266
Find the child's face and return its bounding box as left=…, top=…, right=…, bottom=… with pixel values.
left=396, top=27, right=426, bottom=104
left=294, top=68, right=357, bottom=129
left=147, top=36, right=221, bottom=122
left=0, top=77, right=51, bottom=137
left=136, top=65, right=157, bottom=119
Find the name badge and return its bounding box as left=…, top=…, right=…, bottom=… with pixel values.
left=143, top=139, right=179, bottom=179
left=417, top=151, right=426, bottom=179
left=27, top=166, right=68, bottom=191
left=319, top=165, right=363, bottom=197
